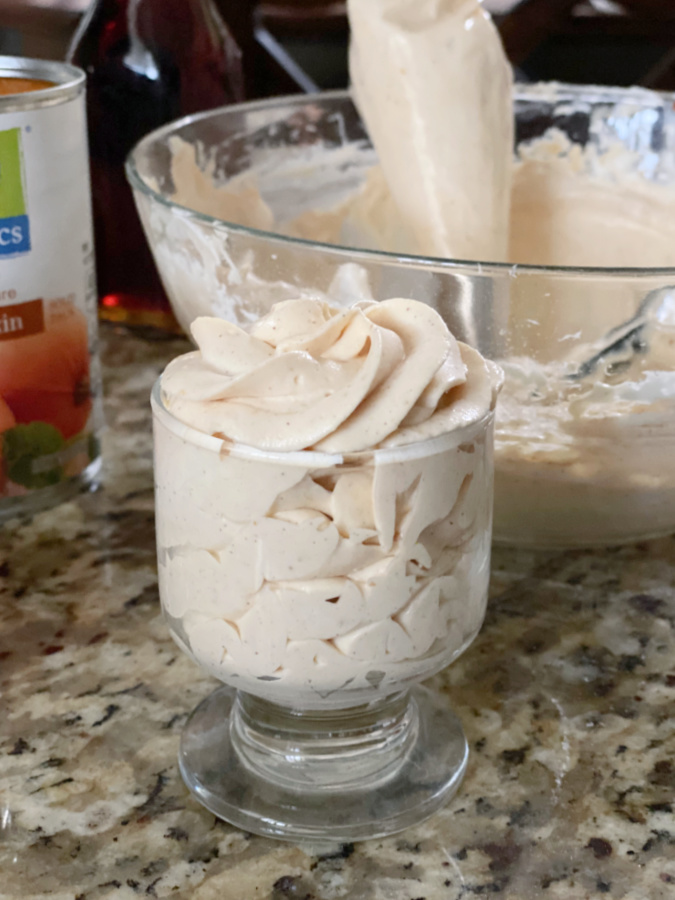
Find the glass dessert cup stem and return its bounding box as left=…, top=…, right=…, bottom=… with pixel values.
left=179, top=684, right=469, bottom=842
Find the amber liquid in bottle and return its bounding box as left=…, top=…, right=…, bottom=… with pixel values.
left=69, top=0, right=245, bottom=332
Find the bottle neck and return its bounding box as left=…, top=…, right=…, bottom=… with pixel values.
left=84, top=0, right=203, bottom=11
left=72, top=0, right=210, bottom=36
left=68, top=0, right=217, bottom=63
left=67, top=0, right=246, bottom=109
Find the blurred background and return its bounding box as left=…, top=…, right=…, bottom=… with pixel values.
left=1, top=0, right=674, bottom=95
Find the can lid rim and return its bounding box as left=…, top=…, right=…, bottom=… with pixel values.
left=0, top=57, right=85, bottom=110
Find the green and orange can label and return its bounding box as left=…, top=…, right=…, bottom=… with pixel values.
left=0, top=58, right=101, bottom=517
left=0, top=127, right=31, bottom=255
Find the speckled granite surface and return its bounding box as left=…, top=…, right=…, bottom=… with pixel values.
left=1, top=324, right=674, bottom=900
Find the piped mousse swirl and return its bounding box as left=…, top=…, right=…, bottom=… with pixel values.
left=161, top=297, right=502, bottom=452
left=155, top=298, right=502, bottom=705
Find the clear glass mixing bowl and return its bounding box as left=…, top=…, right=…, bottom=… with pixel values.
left=128, top=86, right=675, bottom=548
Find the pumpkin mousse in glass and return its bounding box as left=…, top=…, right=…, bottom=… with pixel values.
left=151, top=297, right=502, bottom=841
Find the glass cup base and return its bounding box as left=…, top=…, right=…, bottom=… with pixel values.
left=178, top=683, right=469, bottom=842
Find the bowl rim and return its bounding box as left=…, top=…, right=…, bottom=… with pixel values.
left=126, top=85, right=675, bottom=280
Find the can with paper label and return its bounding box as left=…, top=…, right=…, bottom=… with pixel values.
left=0, top=56, right=102, bottom=521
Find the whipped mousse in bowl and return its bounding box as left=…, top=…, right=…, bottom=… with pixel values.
left=129, top=81, right=675, bottom=547
left=152, top=296, right=502, bottom=840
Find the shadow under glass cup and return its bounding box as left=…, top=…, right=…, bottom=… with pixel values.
left=151, top=381, right=495, bottom=841
left=129, top=86, right=675, bottom=548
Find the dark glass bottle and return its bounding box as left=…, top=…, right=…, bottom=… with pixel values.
left=68, top=0, right=245, bottom=332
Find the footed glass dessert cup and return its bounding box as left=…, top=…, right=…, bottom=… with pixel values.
left=151, top=381, right=495, bottom=841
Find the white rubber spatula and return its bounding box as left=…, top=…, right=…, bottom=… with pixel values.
left=348, top=0, right=514, bottom=263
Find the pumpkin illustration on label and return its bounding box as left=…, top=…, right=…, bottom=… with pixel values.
left=0, top=301, right=92, bottom=440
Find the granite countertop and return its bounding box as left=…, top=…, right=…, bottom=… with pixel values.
left=1, top=324, right=674, bottom=900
